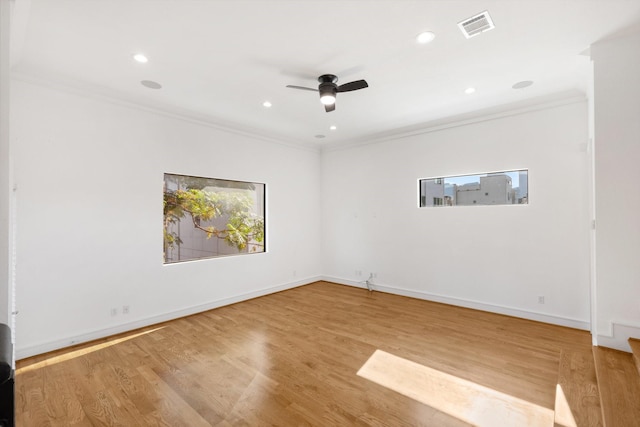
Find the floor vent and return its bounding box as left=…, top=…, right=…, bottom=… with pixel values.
left=458, top=11, right=495, bottom=39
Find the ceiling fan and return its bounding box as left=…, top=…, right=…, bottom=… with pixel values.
left=286, top=74, right=368, bottom=112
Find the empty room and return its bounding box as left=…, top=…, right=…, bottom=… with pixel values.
left=1, top=1, right=640, bottom=426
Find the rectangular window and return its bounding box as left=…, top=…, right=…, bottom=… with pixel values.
left=419, top=169, right=528, bottom=207
left=163, top=173, right=266, bottom=263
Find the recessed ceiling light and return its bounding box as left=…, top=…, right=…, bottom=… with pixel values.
left=329, top=125, right=337, bottom=131
left=512, top=80, right=534, bottom=89
left=141, top=80, right=162, bottom=89
left=465, top=87, right=476, bottom=94
left=315, top=134, right=326, bottom=139
left=263, top=101, right=272, bottom=108
left=133, top=53, right=148, bottom=63
left=416, top=31, right=436, bottom=44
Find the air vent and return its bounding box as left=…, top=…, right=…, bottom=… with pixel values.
left=458, top=11, right=494, bottom=39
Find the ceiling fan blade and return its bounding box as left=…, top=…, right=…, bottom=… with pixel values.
left=337, top=80, right=368, bottom=92
left=325, top=103, right=336, bottom=113
left=286, top=85, right=318, bottom=92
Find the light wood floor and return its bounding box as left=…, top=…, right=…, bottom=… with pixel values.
left=593, top=346, right=640, bottom=427
left=16, top=281, right=599, bottom=426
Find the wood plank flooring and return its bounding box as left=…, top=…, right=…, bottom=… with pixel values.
left=555, top=349, right=601, bottom=427
left=16, top=281, right=601, bottom=426
left=593, top=346, right=640, bottom=427
left=630, top=338, right=640, bottom=378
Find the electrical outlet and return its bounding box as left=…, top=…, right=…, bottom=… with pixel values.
left=122, top=305, right=130, bottom=315
left=110, top=308, right=118, bottom=316
left=293, top=270, right=297, bottom=277
left=355, top=270, right=362, bottom=276
left=371, top=272, right=377, bottom=278
left=538, top=296, right=545, bottom=304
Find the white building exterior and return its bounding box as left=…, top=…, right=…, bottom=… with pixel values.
left=420, top=178, right=445, bottom=206
left=455, top=175, right=515, bottom=206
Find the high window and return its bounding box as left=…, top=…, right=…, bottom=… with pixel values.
left=419, top=170, right=528, bottom=207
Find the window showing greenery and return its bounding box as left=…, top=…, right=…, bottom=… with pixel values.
left=163, top=173, right=265, bottom=263
left=419, top=170, right=528, bottom=207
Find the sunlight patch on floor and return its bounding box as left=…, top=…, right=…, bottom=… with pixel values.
left=554, top=383, right=578, bottom=427
left=357, top=349, right=555, bottom=427
left=17, top=327, right=165, bottom=374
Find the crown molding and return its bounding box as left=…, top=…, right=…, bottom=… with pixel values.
left=11, top=70, right=321, bottom=154
left=323, top=91, right=587, bottom=153
left=11, top=69, right=587, bottom=156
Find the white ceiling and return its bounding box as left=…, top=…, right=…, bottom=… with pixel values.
left=10, top=0, right=640, bottom=149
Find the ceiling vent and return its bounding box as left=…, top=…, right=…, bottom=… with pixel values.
left=458, top=11, right=495, bottom=39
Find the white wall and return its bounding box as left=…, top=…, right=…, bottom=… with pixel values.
left=592, top=29, right=640, bottom=351
left=10, top=79, right=322, bottom=358
left=321, top=100, right=592, bottom=328
left=0, top=0, right=12, bottom=326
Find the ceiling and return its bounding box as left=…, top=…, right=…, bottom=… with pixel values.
left=9, top=0, right=640, bottom=149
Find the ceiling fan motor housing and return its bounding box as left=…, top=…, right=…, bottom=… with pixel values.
left=319, top=82, right=337, bottom=96
left=318, top=74, right=339, bottom=84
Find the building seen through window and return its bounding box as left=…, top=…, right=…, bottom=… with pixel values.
left=419, top=170, right=528, bottom=207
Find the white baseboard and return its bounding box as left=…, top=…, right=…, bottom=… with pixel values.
left=322, top=276, right=590, bottom=331
left=18, top=275, right=595, bottom=360
left=16, top=276, right=322, bottom=360
left=596, top=322, right=640, bottom=353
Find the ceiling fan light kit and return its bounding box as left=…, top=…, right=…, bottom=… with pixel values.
left=319, top=76, right=338, bottom=105
left=320, top=93, right=336, bottom=105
